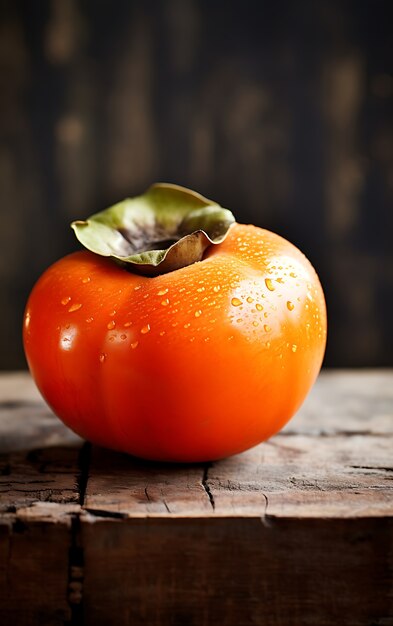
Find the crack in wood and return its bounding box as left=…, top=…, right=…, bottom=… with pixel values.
left=156, top=486, right=171, bottom=513
left=65, top=442, right=91, bottom=624
left=260, top=493, right=273, bottom=527
left=278, top=430, right=392, bottom=437
left=84, top=508, right=127, bottom=519
left=0, top=488, right=76, bottom=496
left=0, top=479, right=57, bottom=485
left=266, top=440, right=304, bottom=455
left=350, top=465, right=393, bottom=472
left=202, top=464, right=215, bottom=510
left=66, top=515, right=84, bottom=626
left=77, top=443, right=91, bottom=506
left=0, top=400, right=44, bottom=410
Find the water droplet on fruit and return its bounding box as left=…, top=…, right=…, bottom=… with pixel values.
left=131, top=341, right=138, bottom=349
left=184, top=323, right=191, bottom=328
left=213, top=285, right=221, bottom=293
left=265, top=278, right=275, bottom=291
left=68, top=303, right=82, bottom=313
left=107, top=320, right=116, bottom=330
left=292, top=344, right=297, bottom=352
left=86, top=317, right=94, bottom=323
left=124, top=321, right=132, bottom=327
left=256, top=303, right=263, bottom=311
left=24, top=311, right=31, bottom=328
left=82, top=277, right=91, bottom=284
left=157, top=288, right=168, bottom=296
left=99, top=353, right=107, bottom=363
left=264, top=324, right=271, bottom=332
left=253, top=321, right=259, bottom=327
left=194, top=310, right=202, bottom=318
left=141, top=324, right=150, bottom=334
left=61, top=297, right=71, bottom=306
left=231, top=298, right=242, bottom=307
left=246, top=296, right=253, bottom=303
left=161, top=299, right=169, bottom=306
left=287, top=301, right=295, bottom=311
left=109, top=310, right=116, bottom=317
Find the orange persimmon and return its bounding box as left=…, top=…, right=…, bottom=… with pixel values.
left=24, top=184, right=326, bottom=461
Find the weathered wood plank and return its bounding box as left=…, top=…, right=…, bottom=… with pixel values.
left=0, top=520, right=73, bottom=626
left=81, top=517, right=393, bottom=626
left=0, top=446, right=81, bottom=513
left=82, top=370, right=393, bottom=519
left=0, top=446, right=82, bottom=625
left=0, top=379, right=82, bottom=626
left=84, top=446, right=212, bottom=517
left=205, top=434, right=393, bottom=518
left=0, top=372, right=81, bottom=453
left=0, top=371, right=392, bottom=625
left=83, top=433, right=393, bottom=519
left=285, top=370, right=393, bottom=436
left=0, top=371, right=392, bottom=521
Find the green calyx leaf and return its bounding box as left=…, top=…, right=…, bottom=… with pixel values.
left=71, top=183, right=235, bottom=276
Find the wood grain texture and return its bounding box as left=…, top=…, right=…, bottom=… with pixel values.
left=0, top=521, right=73, bottom=626
left=84, top=446, right=212, bottom=518
left=82, top=517, right=393, bottom=626
left=0, top=370, right=392, bottom=624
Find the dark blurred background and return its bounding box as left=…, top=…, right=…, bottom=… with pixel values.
left=0, top=0, right=392, bottom=369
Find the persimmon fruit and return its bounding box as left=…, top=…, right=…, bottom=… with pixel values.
left=23, top=184, right=326, bottom=461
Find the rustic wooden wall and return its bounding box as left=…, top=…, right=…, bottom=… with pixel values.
left=0, top=0, right=392, bottom=368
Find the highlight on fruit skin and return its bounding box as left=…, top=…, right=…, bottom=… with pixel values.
left=23, top=183, right=327, bottom=462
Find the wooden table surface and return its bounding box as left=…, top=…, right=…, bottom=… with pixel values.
left=0, top=370, right=392, bottom=625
